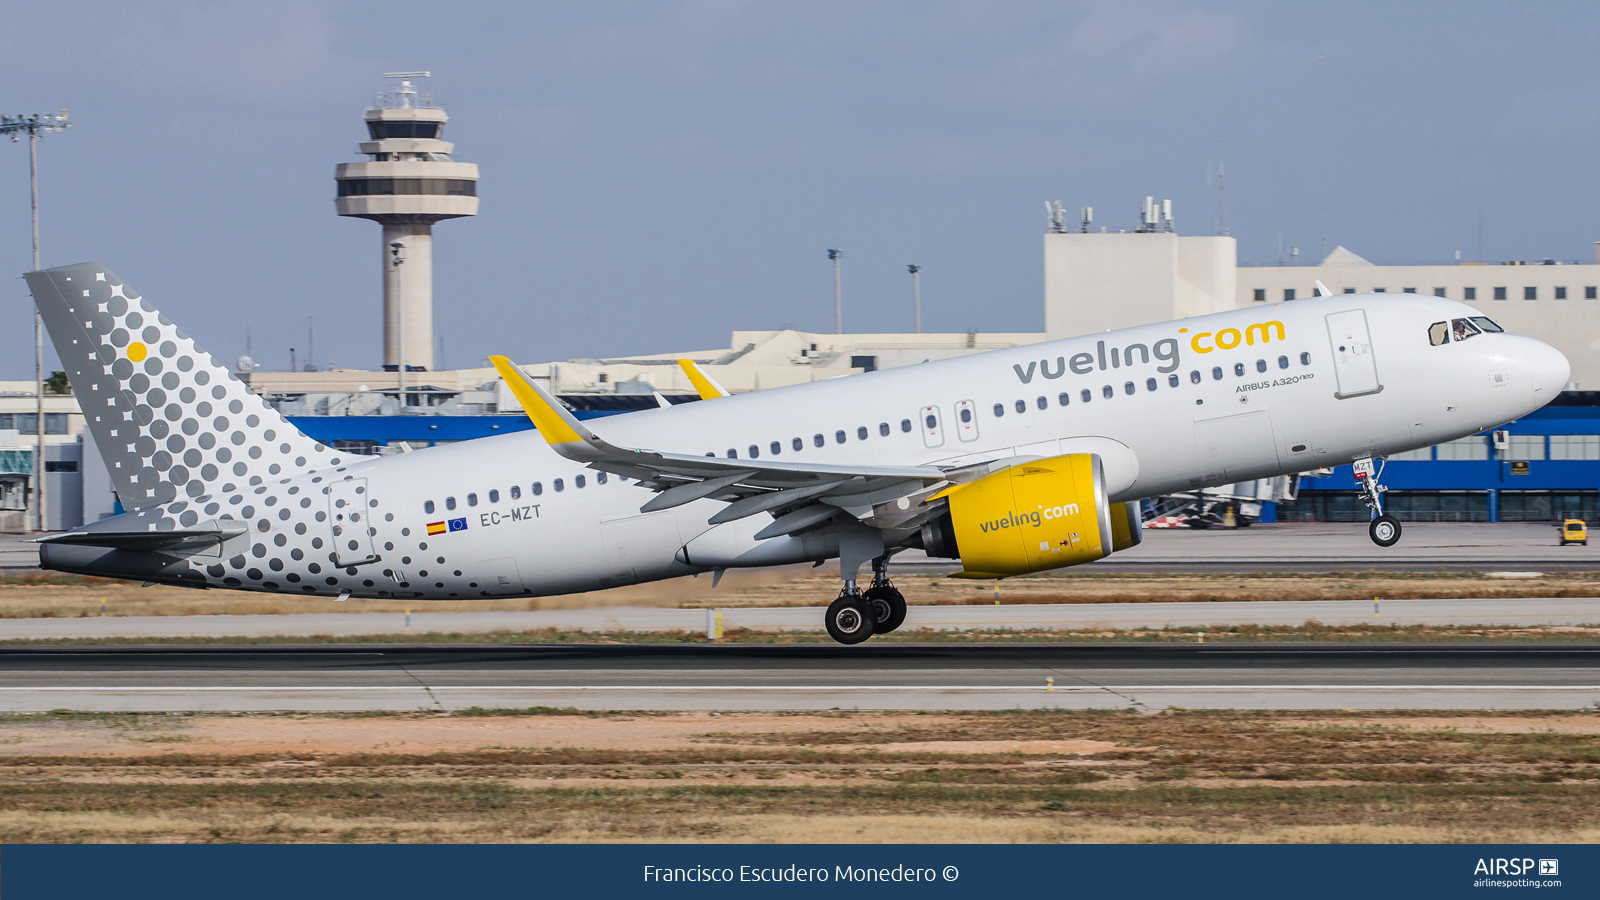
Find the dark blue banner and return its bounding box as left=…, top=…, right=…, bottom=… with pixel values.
left=4, top=844, right=1592, bottom=899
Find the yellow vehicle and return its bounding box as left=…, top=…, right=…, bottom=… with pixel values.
left=1560, top=519, right=1588, bottom=546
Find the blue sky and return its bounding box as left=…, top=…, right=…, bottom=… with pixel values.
left=1, top=2, right=1597, bottom=377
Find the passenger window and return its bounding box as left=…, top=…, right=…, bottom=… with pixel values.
left=1123, top=381, right=1135, bottom=395
left=1212, top=367, right=1223, bottom=380
left=900, top=419, right=912, bottom=432
left=488, top=489, right=499, bottom=504
left=834, top=430, right=846, bottom=444
left=727, top=449, right=738, bottom=458
left=748, top=444, right=759, bottom=458
left=1102, top=385, right=1113, bottom=399
left=1036, top=396, right=1047, bottom=410
left=771, top=441, right=782, bottom=455
left=1299, top=352, right=1311, bottom=365
left=1256, top=359, right=1267, bottom=373
left=532, top=482, right=543, bottom=496
left=424, top=500, right=435, bottom=514
left=553, top=479, right=564, bottom=492
left=467, top=493, right=478, bottom=507
left=878, top=422, right=890, bottom=436
left=1428, top=321, right=1449, bottom=346
left=1233, top=363, right=1245, bottom=377
left=1014, top=400, right=1026, bottom=413
left=446, top=497, right=456, bottom=511
left=1146, top=378, right=1157, bottom=391
left=925, top=414, right=937, bottom=429
left=814, top=434, right=825, bottom=448
left=575, top=475, right=586, bottom=488
left=1277, top=356, right=1289, bottom=369
left=857, top=426, right=868, bottom=440
left=510, top=485, right=521, bottom=500
left=993, top=403, right=1004, bottom=417
left=1452, top=318, right=1482, bottom=341
left=1058, top=392, right=1070, bottom=406
left=1081, top=389, right=1092, bottom=403
left=1190, top=370, right=1201, bottom=384
left=793, top=437, right=804, bottom=451
left=1168, top=374, right=1180, bottom=387
left=596, top=472, right=607, bottom=484
left=960, top=408, right=972, bottom=423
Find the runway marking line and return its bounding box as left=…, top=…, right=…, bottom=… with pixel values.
left=2, top=685, right=1598, bottom=693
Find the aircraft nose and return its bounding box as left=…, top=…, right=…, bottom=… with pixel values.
left=1525, top=338, right=1571, bottom=398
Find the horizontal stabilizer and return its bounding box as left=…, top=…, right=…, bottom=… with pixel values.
left=37, top=522, right=247, bottom=554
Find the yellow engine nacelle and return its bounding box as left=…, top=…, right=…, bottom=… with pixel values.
left=920, top=453, right=1119, bottom=578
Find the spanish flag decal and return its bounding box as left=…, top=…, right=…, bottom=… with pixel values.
left=426, top=521, right=447, bottom=535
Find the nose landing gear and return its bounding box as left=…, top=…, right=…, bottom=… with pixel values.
left=1355, top=456, right=1402, bottom=547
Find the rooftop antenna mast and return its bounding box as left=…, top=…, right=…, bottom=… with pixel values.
left=381, top=71, right=432, bottom=108
left=1216, top=162, right=1228, bottom=236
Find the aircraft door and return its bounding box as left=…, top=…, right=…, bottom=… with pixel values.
left=919, top=405, right=945, bottom=448
left=1326, top=309, right=1382, bottom=398
left=953, top=400, right=979, bottom=442
left=476, top=557, right=524, bottom=594
left=328, top=478, right=380, bottom=567
left=1193, top=410, right=1283, bottom=484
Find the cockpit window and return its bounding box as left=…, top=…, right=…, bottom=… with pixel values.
left=1452, top=318, right=1483, bottom=341
left=1470, top=316, right=1505, bottom=333
left=1428, top=322, right=1449, bottom=346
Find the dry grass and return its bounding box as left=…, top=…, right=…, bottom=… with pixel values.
left=0, top=709, right=1597, bottom=843
left=3, top=568, right=1600, bottom=620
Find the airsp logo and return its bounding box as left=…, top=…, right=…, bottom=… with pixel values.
left=1473, top=858, right=1549, bottom=876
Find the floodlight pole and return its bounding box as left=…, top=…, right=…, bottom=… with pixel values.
left=2, top=111, right=70, bottom=532
left=828, top=249, right=842, bottom=334
left=908, top=264, right=921, bottom=334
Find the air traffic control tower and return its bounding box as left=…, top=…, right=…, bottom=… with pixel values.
left=335, top=72, right=478, bottom=372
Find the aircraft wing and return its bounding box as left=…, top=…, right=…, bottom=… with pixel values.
left=491, top=356, right=948, bottom=530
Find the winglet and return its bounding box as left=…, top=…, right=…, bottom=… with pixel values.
left=1314, top=279, right=1334, bottom=298
left=677, top=359, right=731, bottom=400
left=491, top=356, right=606, bottom=459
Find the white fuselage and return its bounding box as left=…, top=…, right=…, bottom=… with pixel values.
left=75, top=294, right=1573, bottom=600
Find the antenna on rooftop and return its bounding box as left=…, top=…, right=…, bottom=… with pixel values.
left=381, top=71, right=432, bottom=109
left=1046, top=200, right=1067, bottom=234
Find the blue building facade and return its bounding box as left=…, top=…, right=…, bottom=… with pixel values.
left=1283, top=394, right=1600, bottom=522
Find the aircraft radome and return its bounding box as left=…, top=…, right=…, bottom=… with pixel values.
left=25, top=264, right=1570, bottom=643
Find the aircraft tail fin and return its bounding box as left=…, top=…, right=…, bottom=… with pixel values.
left=24, top=263, right=341, bottom=512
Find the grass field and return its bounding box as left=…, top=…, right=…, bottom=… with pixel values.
left=3, top=569, right=1600, bottom=620
left=0, top=708, right=1597, bottom=843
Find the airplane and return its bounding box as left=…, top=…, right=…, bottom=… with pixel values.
left=25, top=263, right=1570, bottom=644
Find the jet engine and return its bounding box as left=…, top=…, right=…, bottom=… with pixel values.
left=919, top=453, right=1138, bottom=577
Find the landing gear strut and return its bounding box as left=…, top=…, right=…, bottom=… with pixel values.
left=864, top=556, right=907, bottom=635
left=1355, top=456, right=1402, bottom=547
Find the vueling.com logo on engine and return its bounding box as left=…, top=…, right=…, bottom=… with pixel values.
left=978, top=503, right=1080, bottom=533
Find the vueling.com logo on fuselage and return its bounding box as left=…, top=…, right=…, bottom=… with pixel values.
left=1013, top=319, right=1287, bottom=384
left=1184, top=320, right=1286, bottom=354
left=978, top=503, right=1080, bottom=533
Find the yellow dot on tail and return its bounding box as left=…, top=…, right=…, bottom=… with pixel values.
left=127, top=342, right=147, bottom=362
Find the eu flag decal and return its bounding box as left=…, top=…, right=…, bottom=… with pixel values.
left=448, top=518, right=468, bottom=532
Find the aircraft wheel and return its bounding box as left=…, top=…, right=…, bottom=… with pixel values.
left=825, top=592, right=876, bottom=645
left=1369, top=515, right=1402, bottom=547
left=864, top=585, right=907, bottom=634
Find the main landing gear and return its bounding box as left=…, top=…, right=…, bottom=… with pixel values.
left=824, top=555, right=907, bottom=645
left=1355, top=456, right=1402, bottom=547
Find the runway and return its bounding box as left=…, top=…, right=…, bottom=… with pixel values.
left=5, top=521, right=1597, bottom=575
left=2, top=643, right=1597, bottom=712
left=4, top=596, right=1599, bottom=640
